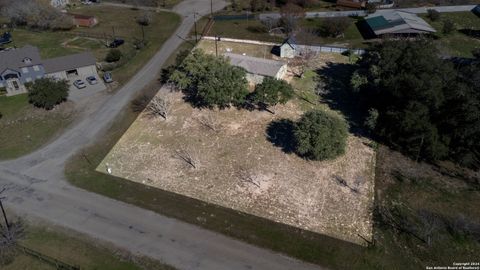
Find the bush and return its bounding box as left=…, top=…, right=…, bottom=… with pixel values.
left=320, top=17, right=350, bottom=37
left=251, top=77, right=294, bottom=111
left=28, top=78, right=69, bottom=110
left=136, top=12, right=152, bottom=26
left=427, top=9, right=441, bottom=21
left=294, top=110, right=348, bottom=160
left=442, top=19, right=455, bottom=35
left=105, top=49, right=122, bottom=63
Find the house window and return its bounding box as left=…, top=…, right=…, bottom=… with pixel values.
left=33, top=65, right=40, bottom=71
left=22, top=67, right=29, bottom=73
left=23, top=58, right=32, bottom=64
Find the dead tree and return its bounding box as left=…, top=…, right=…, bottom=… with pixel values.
left=236, top=167, right=260, bottom=188
left=290, top=47, right=315, bottom=78
left=174, top=147, right=198, bottom=169
left=197, top=114, right=220, bottom=132
left=146, top=95, right=172, bottom=120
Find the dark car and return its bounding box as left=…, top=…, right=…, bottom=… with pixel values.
left=109, top=38, right=124, bottom=48
left=0, top=32, right=12, bottom=45
left=103, top=72, right=113, bottom=83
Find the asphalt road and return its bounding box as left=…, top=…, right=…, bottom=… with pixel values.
left=259, top=4, right=477, bottom=19
left=0, top=1, right=323, bottom=269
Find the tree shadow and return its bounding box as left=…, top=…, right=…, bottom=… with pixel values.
left=458, top=28, right=480, bottom=39
left=356, top=19, right=376, bottom=40
left=266, top=119, right=296, bottom=153
left=316, top=62, right=368, bottom=137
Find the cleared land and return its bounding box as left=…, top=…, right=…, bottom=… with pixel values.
left=97, top=50, right=376, bottom=244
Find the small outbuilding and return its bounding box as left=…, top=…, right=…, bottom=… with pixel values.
left=225, top=53, right=287, bottom=84
left=365, top=11, right=436, bottom=37
left=279, top=37, right=297, bottom=58
left=69, top=14, right=98, bottom=27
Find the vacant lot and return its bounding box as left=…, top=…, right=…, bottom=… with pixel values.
left=98, top=49, right=376, bottom=245
left=196, top=39, right=276, bottom=59
left=0, top=94, right=74, bottom=160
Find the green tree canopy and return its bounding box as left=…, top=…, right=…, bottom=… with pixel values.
left=170, top=50, right=249, bottom=108
left=252, top=77, right=294, bottom=110
left=294, top=110, right=348, bottom=160
left=352, top=39, right=480, bottom=168
left=28, top=78, right=69, bottom=110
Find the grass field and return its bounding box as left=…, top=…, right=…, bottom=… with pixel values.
left=421, top=11, right=480, bottom=57
left=197, top=17, right=367, bottom=48
left=4, top=223, right=174, bottom=270
left=0, top=94, right=75, bottom=160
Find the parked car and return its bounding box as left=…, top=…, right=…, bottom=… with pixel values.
left=109, top=38, right=124, bottom=48
left=73, top=80, right=87, bottom=89
left=86, top=76, right=98, bottom=85
left=103, top=72, right=113, bottom=83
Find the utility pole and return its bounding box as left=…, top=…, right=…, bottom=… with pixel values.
left=0, top=188, right=9, bottom=231
left=193, top=12, right=198, bottom=43
left=112, top=26, right=116, bottom=39
left=141, top=25, right=145, bottom=43
left=215, top=36, right=218, bottom=57
left=210, top=0, right=213, bottom=18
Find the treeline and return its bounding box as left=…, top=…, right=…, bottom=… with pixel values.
left=352, top=40, right=480, bottom=169
left=0, top=0, right=73, bottom=30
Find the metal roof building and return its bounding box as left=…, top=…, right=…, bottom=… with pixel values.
left=365, top=11, right=436, bottom=36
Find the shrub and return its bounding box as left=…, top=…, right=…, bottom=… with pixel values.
left=105, top=49, right=122, bottom=63
left=251, top=77, right=294, bottom=111
left=442, top=19, right=455, bottom=35
left=294, top=110, right=348, bottom=160
left=320, top=17, right=350, bottom=37
left=28, top=78, right=69, bottom=110
left=136, top=12, right=152, bottom=26
left=427, top=9, right=440, bottom=21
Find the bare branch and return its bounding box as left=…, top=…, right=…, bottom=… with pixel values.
left=173, top=147, right=198, bottom=169
left=197, top=114, right=220, bottom=132
left=236, top=167, right=260, bottom=188
left=146, top=95, right=172, bottom=120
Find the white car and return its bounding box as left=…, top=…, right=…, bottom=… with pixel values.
left=73, top=79, right=86, bottom=89
left=86, top=76, right=98, bottom=85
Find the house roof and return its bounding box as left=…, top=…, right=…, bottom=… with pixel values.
left=43, top=51, right=96, bottom=74
left=0, top=45, right=42, bottom=74
left=224, top=53, right=286, bottom=77
left=365, top=11, right=436, bottom=35
left=281, top=37, right=297, bottom=50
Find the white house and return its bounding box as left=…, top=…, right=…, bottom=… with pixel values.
left=279, top=37, right=297, bottom=58
left=224, top=53, right=287, bottom=84
left=50, top=0, right=70, bottom=8
left=0, top=45, right=98, bottom=96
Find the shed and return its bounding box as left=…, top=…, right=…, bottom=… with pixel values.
left=69, top=14, right=98, bottom=27
left=279, top=37, right=297, bottom=58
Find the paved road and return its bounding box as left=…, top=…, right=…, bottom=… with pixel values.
left=0, top=1, right=322, bottom=269
left=259, top=4, right=477, bottom=19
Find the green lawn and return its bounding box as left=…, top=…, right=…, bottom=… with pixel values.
left=196, top=17, right=367, bottom=48
left=0, top=94, right=74, bottom=160
left=4, top=224, right=174, bottom=270
left=422, top=11, right=480, bottom=57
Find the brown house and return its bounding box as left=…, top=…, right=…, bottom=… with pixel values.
left=69, top=14, right=98, bottom=27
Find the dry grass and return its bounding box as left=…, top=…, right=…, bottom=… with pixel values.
left=98, top=87, right=376, bottom=244
left=196, top=39, right=276, bottom=59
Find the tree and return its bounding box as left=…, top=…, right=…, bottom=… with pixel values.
left=146, top=94, right=172, bottom=120
left=251, top=77, right=294, bottom=113
left=290, top=48, right=315, bottom=78
left=27, top=78, right=69, bottom=110
left=169, top=50, right=249, bottom=108
left=442, top=19, right=455, bottom=35
left=364, top=108, right=378, bottom=132
left=427, top=9, right=440, bottom=21
left=105, top=49, right=122, bottom=62
left=320, top=17, right=350, bottom=38
left=365, top=3, right=376, bottom=14
left=136, top=12, right=152, bottom=26
left=294, top=110, right=348, bottom=160
left=279, top=3, right=305, bottom=34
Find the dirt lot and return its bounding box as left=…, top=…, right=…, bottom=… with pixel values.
left=196, top=39, right=276, bottom=59
left=98, top=84, right=376, bottom=245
